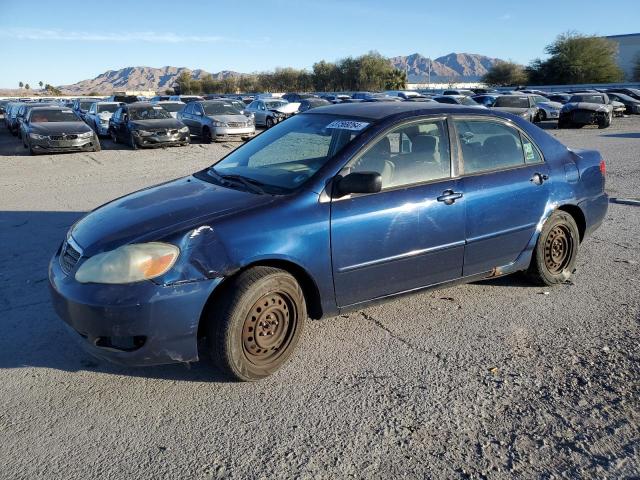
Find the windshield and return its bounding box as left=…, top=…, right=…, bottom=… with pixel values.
left=79, top=101, right=95, bottom=110
left=30, top=109, right=79, bottom=122
left=571, top=95, right=604, bottom=104
left=209, top=114, right=369, bottom=193
left=129, top=106, right=172, bottom=120
left=460, top=97, right=480, bottom=106
left=228, top=101, right=245, bottom=111
left=494, top=96, right=529, bottom=108
left=97, top=104, right=119, bottom=113
left=159, top=103, right=184, bottom=112
left=203, top=102, right=242, bottom=115
left=265, top=100, right=287, bottom=109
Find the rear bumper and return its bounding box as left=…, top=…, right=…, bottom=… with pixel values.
left=212, top=125, right=255, bottom=140
left=48, top=247, right=220, bottom=366
left=580, top=192, right=609, bottom=238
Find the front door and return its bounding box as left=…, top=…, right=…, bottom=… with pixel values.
left=453, top=117, right=551, bottom=276
left=331, top=118, right=466, bottom=307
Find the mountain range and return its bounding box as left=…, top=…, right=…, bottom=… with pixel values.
left=58, top=52, right=501, bottom=93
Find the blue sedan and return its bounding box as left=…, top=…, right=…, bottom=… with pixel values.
left=49, top=102, right=608, bottom=381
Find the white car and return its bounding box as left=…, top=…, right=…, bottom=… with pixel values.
left=530, top=95, right=563, bottom=121
left=151, top=100, right=185, bottom=118
left=244, top=99, right=300, bottom=128
left=85, top=102, right=122, bottom=136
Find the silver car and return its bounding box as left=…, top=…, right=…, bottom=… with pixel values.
left=244, top=98, right=297, bottom=128
left=177, top=100, right=255, bottom=143
left=151, top=101, right=185, bottom=118
left=85, top=102, right=121, bottom=136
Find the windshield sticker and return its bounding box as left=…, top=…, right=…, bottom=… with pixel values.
left=326, top=120, right=369, bottom=131
left=523, top=143, right=535, bottom=161
left=62, top=110, right=73, bottom=113
left=153, top=106, right=163, bottom=109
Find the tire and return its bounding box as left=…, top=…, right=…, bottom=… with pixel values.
left=526, top=210, right=580, bottom=286
left=202, top=127, right=212, bottom=144
left=205, top=267, right=306, bottom=381
left=92, top=135, right=101, bottom=152
left=538, top=110, right=546, bottom=122
left=110, top=129, right=119, bottom=144
left=129, top=132, right=138, bottom=150
left=27, top=140, right=36, bottom=156
left=598, top=113, right=612, bottom=129
left=265, top=117, right=274, bottom=129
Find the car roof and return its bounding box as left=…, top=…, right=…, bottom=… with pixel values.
left=304, top=101, right=479, bottom=120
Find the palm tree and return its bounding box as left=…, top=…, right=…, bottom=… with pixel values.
left=25, top=83, right=30, bottom=90
left=39, top=81, right=43, bottom=89
left=18, top=81, right=24, bottom=89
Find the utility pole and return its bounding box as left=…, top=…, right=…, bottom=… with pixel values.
left=428, top=58, right=431, bottom=89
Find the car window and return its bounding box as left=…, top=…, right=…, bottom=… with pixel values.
left=520, top=134, right=543, bottom=165
left=351, top=119, right=451, bottom=189
left=455, top=119, right=527, bottom=174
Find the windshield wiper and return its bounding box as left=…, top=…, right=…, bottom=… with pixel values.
left=208, top=168, right=265, bottom=195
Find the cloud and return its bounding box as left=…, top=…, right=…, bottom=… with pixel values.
left=0, top=28, right=253, bottom=44
left=499, top=14, right=512, bottom=20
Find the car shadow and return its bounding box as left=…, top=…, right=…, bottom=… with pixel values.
left=0, top=210, right=232, bottom=382
left=599, top=132, right=640, bottom=139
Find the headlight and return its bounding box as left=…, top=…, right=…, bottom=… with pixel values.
left=212, top=121, right=228, bottom=127
left=135, top=129, right=153, bottom=137
left=178, top=126, right=189, bottom=133
left=29, top=133, right=47, bottom=140
left=78, top=131, right=94, bottom=138
left=75, top=242, right=179, bottom=284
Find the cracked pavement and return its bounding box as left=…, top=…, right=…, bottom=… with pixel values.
left=0, top=118, right=638, bottom=479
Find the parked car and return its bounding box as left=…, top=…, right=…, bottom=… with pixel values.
left=150, top=95, right=171, bottom=102
left=85, top=102, right=122, bottom=136
left=49, top=102, right=608, bottom=380
left=0, top=99, right=9, bottom=114
left=151, top=100, right=185, bottom=118
left=72, top=98, right=100, bottom=120
left=490, top=95, right=540, bottom=122
left=529, top=95, right=563, bottom=121
left=443, top=89, right=475, bottom=96
left=21, top=106, right=100, bottom=155
left=244, top=98, right=298, bottom=128
left=383, top=90, right=423, bottom=100
left=106, top=94, right=140, bottom=104
left=471, top=94, right=500, bottom=107
left=297, top=98, right=332, bottom=112
left=282, top=93, right=317, bottom=103
left=108, top=102, right=190, bottom=148
left=4, top=102, right=25, bottom=134
left=605, top=92, right=640, bottom=114
left=546, top=93, right=572, bottom=104
left=559, top=94, right=614, bottom=129
left=609, top=100, right=627, bottom=117
left=177, top=100, right=255, bottom=143
left=432, top=95, right=483, bottom=107
left=169, top=95, right=204, bottom=104
left=17, top=102, right=58, bottom=138
left=605, top=88, right=640, bottom=101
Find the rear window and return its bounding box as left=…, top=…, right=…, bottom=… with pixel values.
left=570, top=95, right=604, bottom=104
left=494, top=96, right=530, bottom=108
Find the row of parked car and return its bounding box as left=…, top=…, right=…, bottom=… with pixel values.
left=3, top=86, right=640, bottom=154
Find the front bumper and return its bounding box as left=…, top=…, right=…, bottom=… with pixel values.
left=48, top=245, right=221, bottom=366
left=133, top=131, right=190, bottom=147
left=212, top=125, right=255, bottom=141
left=30, top=135, right=97, bottom=152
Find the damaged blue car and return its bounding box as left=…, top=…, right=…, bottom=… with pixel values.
left=49, top=102, right=608, bottom=381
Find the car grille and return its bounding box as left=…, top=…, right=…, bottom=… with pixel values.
left=49, top=134, right=78, bottom=140
left=227, top=122, right=247, bottom=128
left=572, top=111, right=595, bottom=123
left=60, top=240, right=82, bottom=274
left=153, top=129, right=179, bottom=136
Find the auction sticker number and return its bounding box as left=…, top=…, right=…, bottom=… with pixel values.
left=326, top=120, right=369, bottom=131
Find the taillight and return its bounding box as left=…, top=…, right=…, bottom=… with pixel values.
left=599, top=160, right=606, bottom=176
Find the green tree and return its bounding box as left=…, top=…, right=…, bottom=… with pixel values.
left=39, top=81, right=43, bottom=89
left=174, top=71, right=193, bottom=94
left=44, top=84, right=63, bottom=96
left=18, top=81, right=24, bottom=89
left=384, top=68, right=407, bottom=89
left=527, top=32, right=624, bottom=84
left=482, top=60, right=529, bottom=86
left=87, top=91, right=100, bottom=96
left=24, top=83, right=30, bottom=90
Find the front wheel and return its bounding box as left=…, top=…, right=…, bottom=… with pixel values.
left=92, top=135, right=101, bottom=152
left=598, top=113, right=612, bottom=129
left=265, top=117, right=274, bottom=129
left=527, top=210, right=580, bottom=286
left=110, top=129, right=119, bottom=144
left=129, top=132, right=138, bottom=150
left=205, top=267, right=306, bottom=381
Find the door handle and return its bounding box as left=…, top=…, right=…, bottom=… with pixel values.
left=530, top=172, right=549, bottom=185
left=437, top=190, right=463, bottom=205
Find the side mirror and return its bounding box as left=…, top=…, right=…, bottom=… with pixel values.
left=334, top=172, right=382, bottom=198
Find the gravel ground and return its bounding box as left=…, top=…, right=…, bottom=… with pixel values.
left=0, top=117, right=638, bottom=479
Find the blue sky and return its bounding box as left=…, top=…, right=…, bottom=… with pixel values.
left=0, top=0, right=637, bottom=88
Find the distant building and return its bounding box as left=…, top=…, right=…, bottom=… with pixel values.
left=606, top=33, right=640, bottom=80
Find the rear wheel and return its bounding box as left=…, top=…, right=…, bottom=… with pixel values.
left=537, top=109, right=546, bottom=122
left=205, top=267, right=306, bottom=381
left=527, top=210, right=580, bottom=286
left=265, top=117, right=274, bottom=129
left=598, top=113, right=612, bottom=129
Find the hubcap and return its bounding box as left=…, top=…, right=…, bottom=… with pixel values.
left=242, top=292, right=296, bottom=366
left=544, top=225, right=573, bottom=274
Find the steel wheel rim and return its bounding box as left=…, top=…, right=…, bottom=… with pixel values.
left=544, top=225, right=573, bottom=274
left=242, top=292, right=297, bottom=366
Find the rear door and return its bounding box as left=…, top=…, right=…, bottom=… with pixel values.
left=331, top=117, right=466, bottom=307
left=453, top=117, right=550, bottom=276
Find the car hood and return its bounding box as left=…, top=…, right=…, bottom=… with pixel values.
left=129, top=118, right=184, bottom=129
left=97, top=111, right=114, bottom=120
left=207, top=114, right=250, bottom=123
left=492, top=106, right=530, bottom=114
left=538, top=101, right=562, bottom=109
left=30, top=121, right=92, bottom=135
left=71, top=175, right=276, bottom=256
left=562, top=102, right=611, bottom=112
left=269, top=103, right=300, bottom=114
